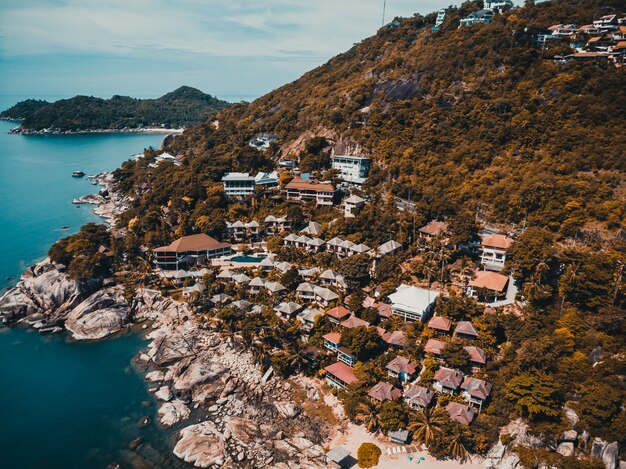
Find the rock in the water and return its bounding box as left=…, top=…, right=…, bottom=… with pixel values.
left=173, top=421, right=226, bottom=468
left=157, top=400, right=190, bottom=427
left=155, top=386, right=172, bottom=402
left=128, top=437, right=143, bottom=450
left=65, top=287, right=130, bottom=340
left=145, top=370, right=165, bottom=383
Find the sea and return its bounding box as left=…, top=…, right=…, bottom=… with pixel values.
left=0, top=95, right=186, bottom=469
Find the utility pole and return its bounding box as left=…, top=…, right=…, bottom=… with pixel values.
left=382, top=0, right=387, bottom=27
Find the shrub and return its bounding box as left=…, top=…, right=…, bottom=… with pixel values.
left=357, top=442, right=381, bottom=468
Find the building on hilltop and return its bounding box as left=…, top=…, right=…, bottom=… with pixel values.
left=331, top=155, right=371, bottom=185
left=222, top=172, right=256, bottom=197
left=460, top=9, right=494, bottom=27
left=480, top=233, right=514, bottom=271
left=284, top=177, right=335, bottom=206
left=153, top=234, right=231, bottom=270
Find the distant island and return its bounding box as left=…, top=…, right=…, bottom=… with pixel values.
left=0, top=86, right=231, bottom=134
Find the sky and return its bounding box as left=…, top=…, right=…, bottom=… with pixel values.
left=0, top=0, right=449, bottom=102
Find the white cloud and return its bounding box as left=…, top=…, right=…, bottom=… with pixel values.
left=0, top=0, right=445, bottom=59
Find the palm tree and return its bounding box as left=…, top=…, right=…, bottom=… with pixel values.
left=408, top=408, right=447, bottom=446
left=355, top=401, right=382, bottom=432
left=534, top=257, right=549, bottom=284
left=522, top=274, right=542, bottom=303
left=448, top=432, right=470, bottom=463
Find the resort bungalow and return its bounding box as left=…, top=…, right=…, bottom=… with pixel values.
left=300, top=221, right=323, bottom=236
left=323, top=332, right=342, bottom=352
left=464, top=346, right=487, bottom=369
left=248, top=277, right=265, bottom=294
left=254, top=171, right=279, bottom=189
left=296, top=282, right=316, bottom=302
left=381, top=330, right=407, bottom=348
left=461, top=377, right=493, bottom=410
left=387, top=284, right=439, bottom=322
left=284, top=177, right=335, bottom=206
left=264, top=215, right=291, bottom=234
left=480, top=233, right=514, bottom=271
left=259, top=257, right=275, bottom=272
left=418, top=220, right=448, bottom=239
left=306, top=237, right=326, bottom=253
left=404, top=385, right=435, bottom=411
left=314, top=286, right=339, bottom=307
left=274, top=301, right=302, bottom=319
left=341, top=315, right=370, bottom=329
left=344, top=194, right=365, bottom=218
left=374, top=240, right=402, bottom=258
left=454, top=321, right=479, bottom=341
left=182, top=283, right=205, bottom=298
left=388, top=429, right=411, bottom=445
left=222, top=172, right=256, bottom=197
left=446, top=401, right=476, bottom=425
left=427, top=316, right=453, bottom=336
left=283, top=233, right=299, bottom=247
left=325, top=362, right=358, bottom=390
left=326, top=237, right=344, bottom=256
left=264, top=281, right=286, bottom=295
left=468, top=270, right=509, bottom=302
left=325, top=306, right=352, bottom=324
left=424, top=339, right=446, bottom=358
left=368, top=381, right=402, bottom=403
left=319, top=270, right=346, bottom=289
left=433, top=367, right=464, bottom=394
left=297, top=308, right=322, bottom=335
left=154, top=234, right=231, bottom=270
left=386, top=356, right=419, bottom=383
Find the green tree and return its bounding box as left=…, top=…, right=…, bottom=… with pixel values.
left=341, top=326, right=383, bottom=361
left=408, top=408, right=448, bottom=446
left=505, top=372, right=561, bottom=421
left=357, top=442, right=382, bottom=468
left=379, top=401, right=409, bottom=434
left=442, top=341, right=471, bottom=371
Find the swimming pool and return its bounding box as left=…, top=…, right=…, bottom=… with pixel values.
left=230, top=255, right=266, bottom=263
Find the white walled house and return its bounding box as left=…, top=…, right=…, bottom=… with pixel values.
left=387, top=284, right=439, bottom=322
left=222, top=172, right=256, bottom=197
left=480, top=233, right=514, bottom=271
left=331, top=155, right=371, bottom=185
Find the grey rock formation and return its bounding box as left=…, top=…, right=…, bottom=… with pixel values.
left=603, top=442, right=619, bottom=469
left=557, top=442, right=575, bottom=457
left=65, top=288, right=130, bottom=340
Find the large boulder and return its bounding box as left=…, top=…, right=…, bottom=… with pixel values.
left=174, top=421, right=226, bottom=468
left=157, top=400, right=190, bottom=427
left=0, top=259, right=81, bottom=322
left=65, top=287, right=130, bottom=340
left=557, top=442, right=575, bottom=457
left=602, top=442, right=619, bottom=469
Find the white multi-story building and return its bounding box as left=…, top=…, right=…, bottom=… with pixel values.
left=479, top=233, right=514, bottom=271
left=222, top=172, right=256, bottom=197
left=331, top=155, right=371, bottom=185
left=387, top=284, right=439, bottom=322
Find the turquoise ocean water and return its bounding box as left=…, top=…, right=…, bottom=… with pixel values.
left=0, top=97, right=183, bottom=468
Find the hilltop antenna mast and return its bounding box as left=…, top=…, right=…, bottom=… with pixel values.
left=382, top=0, right=387, bottom=26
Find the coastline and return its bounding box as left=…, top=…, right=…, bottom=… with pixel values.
left=2, top=122, right=185, bottom=136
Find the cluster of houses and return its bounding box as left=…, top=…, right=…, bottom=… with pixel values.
left=283, top=233, right=402, bottom=260
left=221, top=154, right=372, bottom=204
left=541, top=14, right=626, bottom=63
left=322, top=294, right=493, bottom=431
left=459, top=0, right=513, bottom=28
left=224, top=215, right=291, bottom=241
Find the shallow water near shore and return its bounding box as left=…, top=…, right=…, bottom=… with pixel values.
left=0, top=106, right=183, bottom=468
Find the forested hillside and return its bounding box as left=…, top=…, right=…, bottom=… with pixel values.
left=0, top=86, right=231, bottom=132
left=141, top=0, right=624, bottom=237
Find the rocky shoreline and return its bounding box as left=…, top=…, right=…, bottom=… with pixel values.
left=0, top=259, right=332, bottom=468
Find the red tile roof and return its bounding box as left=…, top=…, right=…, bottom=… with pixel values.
left=464, top=346, right=487, bottom=365
left=341, top=315, right=370, bottom=329
left=285, top=177, right=335, bottom=193
left=382, top=330, right=407, bottom=346
left=404, top=385, right=435, bottom=408
left=386, top=356, right=418, bottom=375
left=470, top=271, right=509, bottom=292
left=446, top=402, right=475, bottom=425
left=368, top=381, right=402, bottom=402
left=424, top=339, right=446, bottom=355
left=323, top=332, right=342, bottom=344
left=461, top=377, right=493, bottom=400
left=324, top=362, right=358, bottom=385
left=154, top=233, right=230, bottom=253
left=419, top=220, right=448, bottom=236
left=433, top=367, right=464, bottom=389
left=428, top=316, right=452, bottom=332
left=481, top=233, right=514, bottom=250
left=455, top=321, right=478, bottom=337
left=325, top=306, right=352, bottom=320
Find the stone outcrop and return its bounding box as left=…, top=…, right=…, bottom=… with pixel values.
left=157, top=400, right=191, bottom=427
left=65, top=287, right=130, bottom=340
left=174, top=421, right=226, bottom=468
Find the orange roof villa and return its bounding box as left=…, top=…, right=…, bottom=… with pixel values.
left=153, top=233, right=231, bottom=270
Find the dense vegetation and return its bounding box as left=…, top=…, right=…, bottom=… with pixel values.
left=1, top=86, right=231, bottom=132
left=46, top=0, right=624, bottom=466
